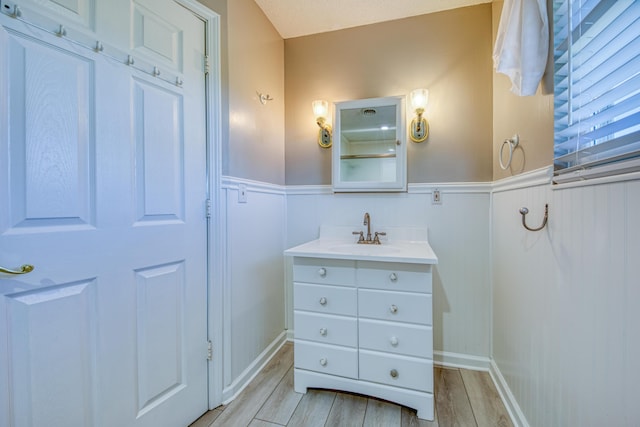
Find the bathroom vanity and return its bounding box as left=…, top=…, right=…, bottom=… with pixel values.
left=284, top=225, right=438, bottom=420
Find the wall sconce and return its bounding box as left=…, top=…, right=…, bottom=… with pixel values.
left=312, top=99, right=332, bottom=148
left=409, top=88, right=429, bottom=143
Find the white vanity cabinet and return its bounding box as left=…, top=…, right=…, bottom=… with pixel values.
left=291, top=257, right=435, bottom=420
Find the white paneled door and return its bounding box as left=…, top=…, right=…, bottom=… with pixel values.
left=0, top=1, right=209, bottom=426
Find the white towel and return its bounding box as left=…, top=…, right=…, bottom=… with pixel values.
left=493, top=0, right=549, bottom=96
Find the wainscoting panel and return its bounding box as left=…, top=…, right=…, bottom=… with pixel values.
left=221, top=177, right=287, bottom=400
left=492, top=174, right=640, bottom=427
left=285, top=186, right=492, bottom=364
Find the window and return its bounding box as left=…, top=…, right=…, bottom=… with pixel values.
left=553, top=0, right=640, bottom=183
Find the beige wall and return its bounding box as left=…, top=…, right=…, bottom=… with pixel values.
left=193, top=0, right=559, bottom=405
left=491, top=1, right=554, bottom=180
left=284, top=5, right=494, bottom=185
left=198, top=1, right=552, bottom=185
left=199, top=0, right=286, bottom=185
left=197, top=0, right=230, bottom=174
left=227, top=0, right=285, bottom=184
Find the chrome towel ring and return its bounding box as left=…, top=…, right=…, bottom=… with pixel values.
left=519, top=204, right=548, bottom=232
left=499, top=134, right=519, bottom=170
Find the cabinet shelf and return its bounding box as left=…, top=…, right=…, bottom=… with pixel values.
left=341, top=153, right=397, bottom=160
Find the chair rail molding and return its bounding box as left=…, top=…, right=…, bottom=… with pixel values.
left=492, top=166, right=553, bottom=193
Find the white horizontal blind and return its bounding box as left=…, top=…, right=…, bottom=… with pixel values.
left=553, top=0, right=640, bottom=183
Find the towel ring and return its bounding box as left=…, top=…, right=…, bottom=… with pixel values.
left=499, top=134, right=519, bottom=170
left=519, top=204, right=548, bottom=232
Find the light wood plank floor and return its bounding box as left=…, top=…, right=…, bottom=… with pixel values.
left=190, top=343, right=512, bottom=427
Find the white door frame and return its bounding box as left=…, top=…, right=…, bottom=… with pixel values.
left=174, top=0, right=224, bottom=410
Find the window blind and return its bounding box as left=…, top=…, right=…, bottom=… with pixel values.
left=553, top=0, right=640, bottom=183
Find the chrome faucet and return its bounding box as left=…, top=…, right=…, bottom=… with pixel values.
left=352, top=212, right=386, bottom=244
left=363, top=212, right=372, bottom=242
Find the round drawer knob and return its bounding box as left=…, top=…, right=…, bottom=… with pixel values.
left=320, top=358, right=327, bottom=367
left=390, top=369, right=398, bottom=378
left=319, top=297, right=327, bottom=306
left=318, top=268, right=327, bottom=277
left=390, top=336, right=398, bottom=346
left=389, top=273, right=398, bottom=282
left=319, top=328, right=327, bottom=336
left=390, top=304, right=398, bottom=314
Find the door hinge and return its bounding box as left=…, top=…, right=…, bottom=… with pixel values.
left=207, top=340, right=213, bottom=361
left=205, top=199, right=212, bottom=218
left=204, top=55, right=210, bottom=75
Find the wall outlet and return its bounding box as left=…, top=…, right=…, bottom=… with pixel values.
left=238, top=184, right=248, bottom=203
left=432, top=189, right=442, bottom=204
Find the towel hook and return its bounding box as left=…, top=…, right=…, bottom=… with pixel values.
left=519, top=203, right=548, bottom=232
left=257, top=92, right=274, bottom=105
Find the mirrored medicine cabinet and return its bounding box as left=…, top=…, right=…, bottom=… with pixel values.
left=332, top=96, right=407, bottom=192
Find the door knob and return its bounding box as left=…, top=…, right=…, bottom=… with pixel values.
left=0, top=264, right=34, bottom=275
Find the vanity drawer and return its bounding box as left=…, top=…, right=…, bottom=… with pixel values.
left=294, top=283, right=357, bottom=316
left=295, top=341, right=358, bottom=379
left=358, top=289, right=432, bottom=325
left=359, top=349, right=433, bottom=392
left=294, top=311, right=357, bottom=347
left=293, top=258, right=356, bottom=286
left=357, top=262, right=431, bottom=293
left=359, top=319, right=432, bottom=358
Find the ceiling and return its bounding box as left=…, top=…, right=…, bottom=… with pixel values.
left=253, top=0, right=492, bottom=39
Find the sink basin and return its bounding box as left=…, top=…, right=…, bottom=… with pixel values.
left=284, top=226, right=438, bottom=264
left=327, top=243, right=401, bottom=256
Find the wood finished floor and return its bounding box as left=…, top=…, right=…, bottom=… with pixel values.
left=190, top=343, right=513, bottom=427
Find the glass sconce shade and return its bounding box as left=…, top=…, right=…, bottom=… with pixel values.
left=312, top=100, right=329, bottom=119
left=410, top=89, right=429, bottom=112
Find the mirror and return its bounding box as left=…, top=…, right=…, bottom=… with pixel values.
left=333, top=96, right=406, bottom=192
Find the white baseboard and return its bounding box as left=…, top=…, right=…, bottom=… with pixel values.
left=433, top=350, right=491, bottom=371
left=285, top=329, right=294, bottom=341
left=221, top=331, right=288, bottom=404
left=489, top=359, right=529, bottom=427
